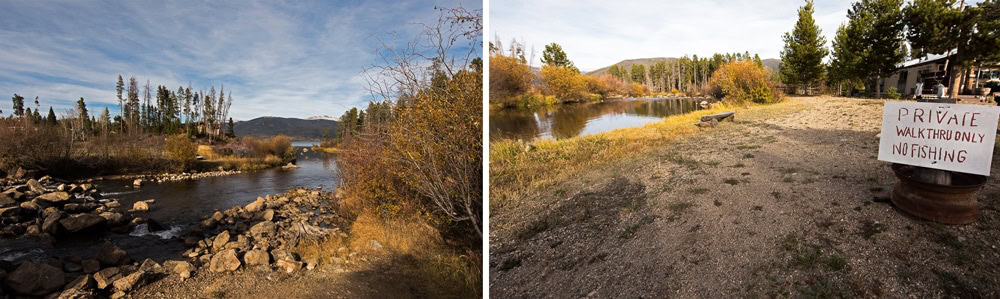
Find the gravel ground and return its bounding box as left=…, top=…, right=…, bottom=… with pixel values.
left=490, top=96, right=1000, bottom=298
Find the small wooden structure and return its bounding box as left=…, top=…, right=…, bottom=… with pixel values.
left=696, top=112, right=735, bottom=127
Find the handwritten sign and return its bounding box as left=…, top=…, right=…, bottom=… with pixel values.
left=878, top=101, right=1000, bottom=176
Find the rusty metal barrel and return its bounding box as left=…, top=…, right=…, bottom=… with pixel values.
left=890, top=164, right=988, bottom=224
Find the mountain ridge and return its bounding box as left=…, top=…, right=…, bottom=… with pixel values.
left=233, top=116, right=338, bottom=140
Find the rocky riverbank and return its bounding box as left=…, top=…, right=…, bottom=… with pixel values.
left=0, top=178, right=367, bottom=298
left=1, top=173, right=137, bottom=241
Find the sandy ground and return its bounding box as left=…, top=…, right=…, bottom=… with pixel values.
left=489, top=97, right=1000, bottom=298
left=131, top=254, right=445, bottom=299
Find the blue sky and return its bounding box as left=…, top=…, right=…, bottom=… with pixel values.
left=0, top=0, right=480, bottom=120
left=491, top=0, right=984, bottom=72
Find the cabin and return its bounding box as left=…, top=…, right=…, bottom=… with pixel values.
left=881, top=50, right=1000, bottom=98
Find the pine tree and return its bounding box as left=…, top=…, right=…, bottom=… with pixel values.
left=116, top=75, right=124, bottom=131
left=780, top=0, right=829, bottom=95
left=540, top=43, right=579, bottom=73
left=76, top=97, right=90, bottom=132
left=47, top=107, right=56, bottom=125
left=11, top=93, right=24, bottom=117
left=227, top=117, right=235, bottom=137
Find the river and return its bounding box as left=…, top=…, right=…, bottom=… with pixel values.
left=0, top=141, right=340, bottom=264
left=490, top=97, right=704, bottom=140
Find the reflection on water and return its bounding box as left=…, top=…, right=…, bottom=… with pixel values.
left=490, top=97, right=703, bottom=140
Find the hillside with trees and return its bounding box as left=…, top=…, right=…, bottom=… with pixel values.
left=233, top=117, right=338, bottom=140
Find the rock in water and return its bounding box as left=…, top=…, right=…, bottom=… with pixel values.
left=27, top=179, right=46, bottom=193
left=132, top=179, right=143, bottom=187
left=209, top=249, right=241, bottom=272
left=4, top=262, right=65, bottom=296
left=35, top=192, right=70, bottom=204
left=212, top=230, right=231, bottom=251
left=131, top=201, right=149, bottom=212
left=96, top=241, right=130, bottom=266
left=243, top=250, right=271, bottom=266
left=81, top=260, right=100, bottom=274
left=59, top=214, right=107, bottom=234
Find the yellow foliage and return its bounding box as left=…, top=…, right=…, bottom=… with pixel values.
left=540, top=65, right=588, bottom=102
left=490, top=54, right=535, bottom=107
left=163, top=134, right=197, bottom=170
left=628, top=82, right=649, bottom=97
left=710, top=60, right=784, bottom=105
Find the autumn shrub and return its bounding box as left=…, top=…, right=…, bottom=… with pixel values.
left=584, top=74, right=625, bottom=99
left=339, top=70, right=482, bottom=242
left=540, top=65, right=588, bottom=102
left=0, top=118, right=70, bottom=172
left=710, top=60, right=783, bottom=105
left=628, top=82, right=649, bottom=97
left=490, top=54, right=535, bottom=107
left=164, top=134, right=197, bottom=170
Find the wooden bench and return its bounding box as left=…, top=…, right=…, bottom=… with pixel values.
left=696, top=112, right=735, bottom=127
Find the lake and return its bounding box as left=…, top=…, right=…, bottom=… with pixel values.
left=490, top=97, right=704, bottom=140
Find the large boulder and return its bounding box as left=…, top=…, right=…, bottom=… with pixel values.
left=81, top=260, right=100, bottom=274
left=0, top=193, right=14, bottom=207
left=131, top=201, right=149, bottom=212
left=138, top=258, right=162, bottom=273
left=259, top=209, right=275, bottom=222
left=112, top=270, right=150, bottom=293
left=0, top=206, right=21, bottom=217
left=59, top=214, right=107, bottom=234
left=3, top=262, right=65, bottom=296
left=42, top=212, right=63, bottom=235
left=212, top=230, right=231, bottom=251
left=209, top=249, right=241, bottom=272
left=27, top=179, right=47, bottom=193
left=36, top=192, right=71, bottom=204
left=243, top=250, right=271, bottom=266
left=245, top=197, right=265, bottom=213
left=93, top=267, right=119, bottom=289
left=99, top=212, right=125, bottom=226
left=96, top=241, right=130, bottom=266
left=249, top=221, right=277, bottom=239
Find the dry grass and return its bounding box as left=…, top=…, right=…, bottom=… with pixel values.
left=489, top=99, right=808, bottom=208
left=343, top=212, right=481, bottom=298
left=311, top=146, right=342, bottom=154
left=196, top=145, right=285, bottom=171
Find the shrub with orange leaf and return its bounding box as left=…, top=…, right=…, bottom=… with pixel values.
left=709, top=60, right=784, bottom=105
left=490, top=54, right=535, bottom=107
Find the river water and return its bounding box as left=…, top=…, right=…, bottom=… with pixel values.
left=0, top=142, right=340, bottom=264
left=490, top=97, right=703, bottom=140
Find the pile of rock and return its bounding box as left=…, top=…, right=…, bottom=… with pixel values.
left=182, top=188, right=352, bottom=275
left=1, top=241, right=194, bottom=298
left=0, top=175, right=134, bottom=240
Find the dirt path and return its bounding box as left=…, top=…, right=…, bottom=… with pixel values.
left=131, top=258, right=436, bottom=299
left=490, top=97, right=1000, bottom=298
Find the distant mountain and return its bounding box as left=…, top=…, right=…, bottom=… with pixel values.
left=586, top=57, right=782, bottom=76
left=233, top=116, right=338, bottom=140
left=761, top=58, right=781, bottom=72
left=586, top=57, right=676, bottom=76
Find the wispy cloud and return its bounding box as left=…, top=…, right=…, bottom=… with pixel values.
left=491, top=0, right=856, bottom=71
left=0, top=0, right=479, bottom=120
